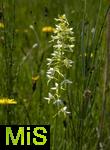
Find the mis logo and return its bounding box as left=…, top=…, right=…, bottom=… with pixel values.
left=0, top=125, right=50, bottom=150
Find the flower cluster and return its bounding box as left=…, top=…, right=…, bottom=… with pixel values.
left=44, top=14, right=75, bottom=117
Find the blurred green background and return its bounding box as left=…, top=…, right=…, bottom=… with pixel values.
left=0, top=0, right=110, bottom=149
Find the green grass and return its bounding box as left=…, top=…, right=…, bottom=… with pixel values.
left=0, top=0, right=110, bottom=149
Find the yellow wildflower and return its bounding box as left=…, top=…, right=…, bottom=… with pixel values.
left=0, top=22, right=4, bottom=29
left=32, top=75, right=40, bottom=81
left=0, top=98, right=17, bottom=105
left=32, top=75, right=40, bottom=92
left=42, top=26, right=55, bottom=33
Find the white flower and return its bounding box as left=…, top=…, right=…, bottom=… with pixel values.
left=47, top=58, right=52, bottom=61
left=47, top=68, right=55, bottom=76
left=51, top=82, right=58, bottom=90
left=29, top=25, right=34, bottom=30
left=55, top=25, right=62, bottom=31
left=53, top=44, right=62, bottom=49
left=47, top=58, right=53, bottom=66
left=61, top=106, right=71, bottom=114
left=44, top=15, right=75, bottom=115
left=70, top=37, right=75, bottom=42
left=69, top=45, right=74, bottom=48
left=64, top=58, right=74, bottom=68
left=49, top=93, right=54, bottom=99
left=53, top=99, right=63, bottom=105
left=91, top=28, right=95, bottom=34
left=46, top=74, right=53, bottom=79
left=44, top=93, right=54, bottom=103
left=32, top=43, right=38, bottom=48
left=53, top=106, right=71, bottom=117
left=61, top=79, right=72, bottom=85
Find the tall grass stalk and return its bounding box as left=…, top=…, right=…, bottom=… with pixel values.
left=3, top=0, right=16, bottom=124
left=97, top=5, right=110, bottom=149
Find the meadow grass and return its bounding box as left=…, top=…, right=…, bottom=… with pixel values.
left=0, top=0, right=110, bottom=149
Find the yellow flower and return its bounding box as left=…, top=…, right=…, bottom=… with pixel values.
left=42, top=26, right=55, bottom=33
left=32, top=75, right=40, bottom=81
left=0, top=22, right=4, bottom=29
left=32, top=75, right=40, bottom=92
left=0, top=98, right=17, bottom=105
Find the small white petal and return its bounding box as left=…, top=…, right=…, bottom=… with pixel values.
left=63, top=106, right=67, bottom=111
left=47, top=75, right=53, bottom=79
left=61, top=79, right=73, bottom=85
left=29, top=25, right=34, bottom=30
left=32, top=43, right=38, bottom=48
left=69, top=28, right=73, bottom=31
left=44, top=97, right=50, bottom=100
left=91, top=28, right=95, bottom=33
left=70, top=45, right=74, bottom=48
left=66, top=111, right=71, bottom=114
left=53, top=99, right=63, bottom=105
left=51, top=87, right=57, bottom=90
left=48, top=93, right=53, bottom=99
left=47, top=58, right=52, bottom=61
left=55, top=82, right=58, bottom=87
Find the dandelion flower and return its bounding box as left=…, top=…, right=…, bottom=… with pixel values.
left=32, top=75, right=40, bottom=81
left=42, top=26, right=55, bottom=33
left=0, top=98, right=17, bottom=105
left=32, top=75, right=40, bottom=92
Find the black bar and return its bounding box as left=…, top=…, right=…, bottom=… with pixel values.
left=0, top=125, right=50, bottom=150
